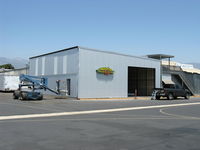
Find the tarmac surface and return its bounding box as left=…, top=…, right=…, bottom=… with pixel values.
left=0, top=93, right=200, bottom=150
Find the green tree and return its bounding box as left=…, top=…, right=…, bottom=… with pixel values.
left=0, top=64, right=15, bottom=69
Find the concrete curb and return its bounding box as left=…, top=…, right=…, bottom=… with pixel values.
left=78, top=97, right=151, bottom=101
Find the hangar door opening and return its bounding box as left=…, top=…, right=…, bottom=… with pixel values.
left=128, top=67, right=155, bottom=96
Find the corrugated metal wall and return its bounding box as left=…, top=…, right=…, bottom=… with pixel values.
left=194, top=74, right=200, bottom=94
left=29, top=48, right=79, bottom=97
left=78, top=48, right=161, bottom=98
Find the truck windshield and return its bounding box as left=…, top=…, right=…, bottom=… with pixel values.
left=164, top=84, right=175, bottom=88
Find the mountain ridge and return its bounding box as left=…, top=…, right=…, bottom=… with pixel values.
left=189, top=63, right=200, bottom=69
left=0, top=57, right=28, bottom=69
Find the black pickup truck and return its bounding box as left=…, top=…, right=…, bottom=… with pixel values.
left=151, top=84, right=191, bottom=100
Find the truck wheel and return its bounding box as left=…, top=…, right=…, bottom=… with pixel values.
left=21, top=92, right=28, bottom=100
left=156, top=96, right=160, bottom=100
left=37, top=94, right=43, bottom=100
left=167, top=93, right=174, bottom=100
left=13, top=91, right=20, bottom=99
left=185, top=93, right=190, bottom=99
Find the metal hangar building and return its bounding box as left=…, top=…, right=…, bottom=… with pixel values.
left=29, top=46, right=161, bottom=99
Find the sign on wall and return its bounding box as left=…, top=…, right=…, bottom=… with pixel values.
left=96, top=67, right=114, bottom=75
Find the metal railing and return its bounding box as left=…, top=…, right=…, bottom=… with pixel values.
left=162, top=66, right=196, bottom=95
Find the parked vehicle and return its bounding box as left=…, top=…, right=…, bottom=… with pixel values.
left=151, top=84, right=190, bottom=100
left=13, top=74, right=60, bottom=100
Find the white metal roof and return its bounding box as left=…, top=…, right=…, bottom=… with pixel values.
left=30, top=46, right=160, bottom=62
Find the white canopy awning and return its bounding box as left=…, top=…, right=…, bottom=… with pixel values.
left=162, top=75, right=175, bottom=84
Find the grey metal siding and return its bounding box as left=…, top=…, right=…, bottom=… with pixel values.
left=41, top=74, right=78, bottom=97
left=78, top=48, right=161, bottom=98
left=194, top=74, right=200, bottom=94
left=45, top=56, right=54, bottom=75
left=38, top=57, right=42, bottom=76
left=29, top=59, right=36, bottom=75
left=29, top=48, right=79, bottom=97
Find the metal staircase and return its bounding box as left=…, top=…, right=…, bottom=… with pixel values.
left=162, top=66, right=196, bottom=95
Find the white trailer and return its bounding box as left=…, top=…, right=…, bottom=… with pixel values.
left=0, top=75, right=19, bottom=91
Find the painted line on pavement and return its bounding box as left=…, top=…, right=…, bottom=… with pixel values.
left=160, top=108, right=200, bottom=119
left=0, top=102, right=200, bottom=121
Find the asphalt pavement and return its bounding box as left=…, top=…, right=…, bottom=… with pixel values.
left=0, top=93, right=200, bottom=150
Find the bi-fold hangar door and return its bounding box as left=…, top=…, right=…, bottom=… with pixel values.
left=128, top=67, right=155, bottom=96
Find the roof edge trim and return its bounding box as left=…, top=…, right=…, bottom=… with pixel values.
left=29, top=46, right=79, bottom=59
left=78, top=46, right=161, bottom=62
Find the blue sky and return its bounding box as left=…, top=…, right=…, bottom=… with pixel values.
left=0, top=0, right=200, bottom=63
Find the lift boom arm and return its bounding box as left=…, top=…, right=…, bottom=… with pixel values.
left=19, top=74, right=60, bottom=95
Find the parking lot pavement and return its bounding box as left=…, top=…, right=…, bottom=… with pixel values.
left=1, top=93, right=200, bottom=150
left=1, top=93, right=200, bottom=116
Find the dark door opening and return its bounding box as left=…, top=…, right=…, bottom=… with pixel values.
left=128, top=67, right=155, bottom=96
left=67, top=79, right=71, bottom=96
